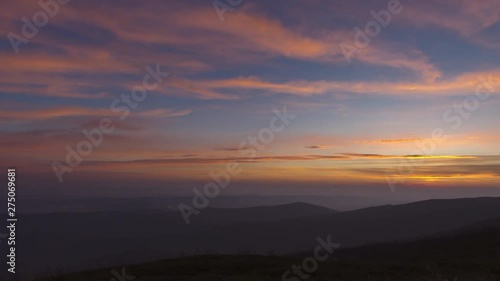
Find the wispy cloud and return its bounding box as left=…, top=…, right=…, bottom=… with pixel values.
left=305, top=145, right=333, bottom=149
left=0, top=107, right=192, bottom=121
left=359, top=138, right=424, bottom=144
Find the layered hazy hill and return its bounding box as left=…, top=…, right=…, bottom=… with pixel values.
left=12, top=197, right=500, bottom=279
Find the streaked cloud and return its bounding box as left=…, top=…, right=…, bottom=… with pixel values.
left=360, top=138, right=424, bottom=144
left=1, top=0, right=498, bottom=191
left=0, top=107, right=192, bottom=121
left=305, top=145, right=333, bottom=149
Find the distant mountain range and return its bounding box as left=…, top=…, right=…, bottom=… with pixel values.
left=11, top=197, right=500, bottom=280
left=11, top=194, right=410, bottom=213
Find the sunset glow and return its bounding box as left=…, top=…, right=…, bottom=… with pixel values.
left=1, top=0, right=499, bottom=198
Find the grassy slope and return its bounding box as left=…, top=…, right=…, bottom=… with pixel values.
left=37, top=227, right=500, bottom=281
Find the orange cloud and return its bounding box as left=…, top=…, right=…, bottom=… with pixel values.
left=360, top=138, right=424, bottom=144
left=0, top=107, right=192, bottom=121
left=5, top=1, right=440, bottom=79
left=0, top=0, right=454, bottom=101
left=171, top=70, right=499, bottom=98
left=305, top=145, right=333, bottom=149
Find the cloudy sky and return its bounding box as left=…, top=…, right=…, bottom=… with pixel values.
left=1, top=0, right=499, bottom=198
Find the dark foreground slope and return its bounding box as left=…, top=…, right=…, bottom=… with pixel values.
left=36, top=224, right=500, bottom=281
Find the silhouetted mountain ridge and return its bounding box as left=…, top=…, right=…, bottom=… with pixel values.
left=194, top=202, right=337, bottom=224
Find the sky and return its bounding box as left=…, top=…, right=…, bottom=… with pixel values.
left=1, top=0, right=499, bottom=199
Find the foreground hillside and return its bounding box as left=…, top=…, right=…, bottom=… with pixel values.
left=37, top=226, right=500, bottom=281
left=17, top=197, right=500, bottom=276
